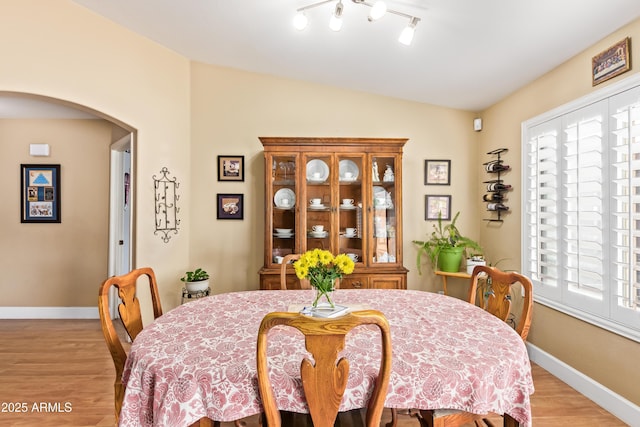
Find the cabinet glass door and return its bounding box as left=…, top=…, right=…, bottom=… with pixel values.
left=271, top=155, right=297, bottom=265
left=337, top=155, right=364, bottom=265
left=370, top=156, right=398, bottom=264
left=304, top=154, right=332, bottom=251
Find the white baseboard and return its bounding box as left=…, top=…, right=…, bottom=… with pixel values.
left=0, top=306, right=98, bottom=319
left=527, top=343, right=640, bottom=426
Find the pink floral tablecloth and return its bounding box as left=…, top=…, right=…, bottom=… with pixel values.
left=120, top=289, right=534, bottom=427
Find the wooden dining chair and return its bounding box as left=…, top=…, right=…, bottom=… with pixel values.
left=413, top=265, right=534, bottom=427
left=280, top=254, right=311, bottom=289
left=280, top=253, right=341, bottom=290
left=466, top=265, right=533, bottom=340
left=99, top=269, right=244, bottom=427
left=98, top=267, right=163, bottom=424
left=256, top=310, right=392, bottom=427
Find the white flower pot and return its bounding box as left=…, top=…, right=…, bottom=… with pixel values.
left=185, top=279, right=209, bottom=293
left=466, top=259, right=486, bottom=275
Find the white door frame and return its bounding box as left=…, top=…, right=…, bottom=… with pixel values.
left=108, top=133, right=134, bottom=318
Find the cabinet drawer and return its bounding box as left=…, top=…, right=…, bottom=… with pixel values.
left=261, top=275, right=282, bottom=290
left=340, top=276, right=368, bottom=289
left=369, top=275, right=405, bottom=289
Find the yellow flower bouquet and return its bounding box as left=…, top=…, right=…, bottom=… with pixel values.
left=293, top=249, right=355, bottom=308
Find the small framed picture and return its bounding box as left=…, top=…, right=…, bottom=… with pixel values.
left=592, top=37, right=631, bottom=86
left=425, top=195, right=451, bottom=221
left=425, top=160, right=451, bottom=185
left=218, top=155, right=244, bottom=182
left=217, top=193, right=244, bottom=220
left=21, top=164, right=61, bottom=223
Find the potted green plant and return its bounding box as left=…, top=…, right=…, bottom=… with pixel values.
left=181, top=268, right=210, bottom=293
left=413, top=211, right=482, bottom=273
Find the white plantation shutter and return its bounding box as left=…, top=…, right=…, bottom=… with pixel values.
left=523, top=76, right=640, bottom=341
left=609, top=87, right=640, bottom=328
left=562, top=102, right=607, bottom=316
left=525, top=119, right=560, bottom=300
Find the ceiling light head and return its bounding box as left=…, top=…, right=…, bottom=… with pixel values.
left=368, top=1, right=387, bottom=21
left=329, top=1, right=344, bottom=32
left=292, top=0, right=420, bottom=46
left=293, top=11, right=309, bottom=30
left=398, top=17, right=419, bottom=46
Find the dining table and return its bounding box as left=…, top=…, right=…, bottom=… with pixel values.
left=119, top=289, right=534, bottom=427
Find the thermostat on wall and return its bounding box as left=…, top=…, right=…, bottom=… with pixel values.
left=473, top=118, right=483, bottom=132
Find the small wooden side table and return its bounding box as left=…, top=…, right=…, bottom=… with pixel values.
left=434, top=271, right=471, bottom=295
left=181, top=287, right=211, bottom=304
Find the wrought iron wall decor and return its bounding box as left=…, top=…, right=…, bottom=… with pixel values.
left=153, top=167, right=180, bottom=242
left=482, top=148, right=511, bottom=222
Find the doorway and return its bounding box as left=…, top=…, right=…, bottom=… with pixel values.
left=108, top=133, right=134, bottom=318
left=0, top=92, right=136, bottom=318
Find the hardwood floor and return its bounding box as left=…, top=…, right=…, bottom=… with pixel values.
left=0, top=319, right=628, bottom=426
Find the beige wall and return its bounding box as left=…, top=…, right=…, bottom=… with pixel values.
left=0, top=119, right=111, bottom=306
left=190, top=63, right=479, bottom=295
left=0, top=0, right=192, bottom=310
left=479, top=18, right=640, bottom=406
left=1, top=0, right=637, bottom=410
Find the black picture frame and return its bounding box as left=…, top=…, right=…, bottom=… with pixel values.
left=425, top=195, right=451, bottom=221
left=21, top=164, right=61, bottom=223
left=217, top=193, right=244, bottom=220
left=425, top=159, right=451, bottom=185
left=217, top=155, right=245, bottom=182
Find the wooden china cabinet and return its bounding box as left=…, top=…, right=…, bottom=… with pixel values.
left=259, top=137, right=408, bottom=290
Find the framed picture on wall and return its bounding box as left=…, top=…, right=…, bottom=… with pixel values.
left=21, top=164, right=61, bottom=223
left=425, top=195, right=451, bottom=221
left=424, top=159, right=451, bottom=185
left=217, top=155, right=245, bottom=182
left=217, top=193, right=244, bottom=220
left=592, top=37, right=631, bottom=86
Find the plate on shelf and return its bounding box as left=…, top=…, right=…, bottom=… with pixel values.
left=308, top=231, right=328, bottom=238
left=339, top=204, right=356, bottom=210
left=274, top=233, right=294, bottom=238
left=373, top=186, right=386, bottom=195
left=308, top=204, right=326, bottom=210
left=339, top=160, right=359, bottom=181
left=274, top=188, right=296, bottom=208
left=306, top=159, right=329, bottom=182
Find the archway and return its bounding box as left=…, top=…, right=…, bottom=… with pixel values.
left=0, top=91, right=136, bottom=318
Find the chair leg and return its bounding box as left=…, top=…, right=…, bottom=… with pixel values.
left=187, top=417, right=245, bottom=427
left=416, top=409, right=437, bottom=427
left=386, top=408, right=398, bottom=427
left=188, top=418, right=214, bottom=427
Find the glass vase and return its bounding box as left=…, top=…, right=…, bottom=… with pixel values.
left=311, top=279, right=336, bottom=308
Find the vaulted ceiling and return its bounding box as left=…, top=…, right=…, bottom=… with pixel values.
left=4, top=1, right=640, bottom=117
left=71, top=0, right=640, bottom=111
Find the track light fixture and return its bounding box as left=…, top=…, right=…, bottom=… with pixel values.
left=293, top=0, right=421, bottom=46
left=398, top=16, right=418, bottom=46
left=329, top=1, right=344, bottom=32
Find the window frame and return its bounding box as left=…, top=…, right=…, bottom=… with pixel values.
left=522, top=72, right=640, bottom=343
